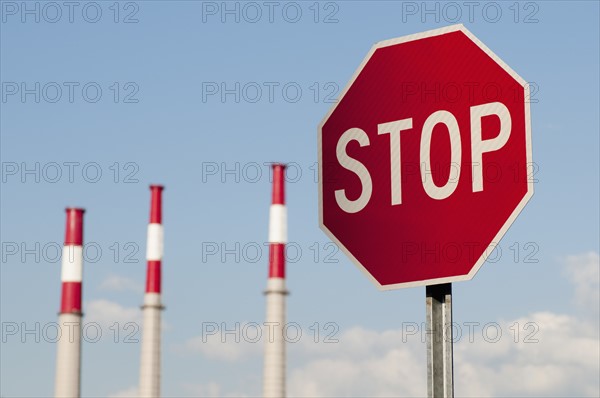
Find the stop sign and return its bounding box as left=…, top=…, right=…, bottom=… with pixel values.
left=318, top=25, right=533, bottom=289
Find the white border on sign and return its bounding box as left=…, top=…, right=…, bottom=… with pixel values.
left=317, top=24, right=534, bottom=291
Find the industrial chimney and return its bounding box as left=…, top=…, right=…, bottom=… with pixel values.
left=139, top=185, right=164, bottom=398
left=55, top=208, right=85, bottom=398
left=262, top=164, right=288, bottom=398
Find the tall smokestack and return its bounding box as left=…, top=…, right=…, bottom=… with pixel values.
left=263, top=164, right=288, bottom=398
left=139, top=185, right=164, bottom=398
left=55, top=208, right=85, bottom=398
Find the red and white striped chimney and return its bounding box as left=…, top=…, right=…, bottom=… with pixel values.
left=139, top=185, right=164, bottom=398
left=263, top=164, right=288, bottom=398
left=55, top=207, right=85, bottom=398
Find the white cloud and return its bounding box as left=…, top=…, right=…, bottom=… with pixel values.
left=180, top=382, right=251, bottom=398
left=107, top=386, right=138, bottom=398
left=565, top=251, right=599, bottom=310
left=288, top=328, right=424, bottom=397
left=177, top=322, right=262, bottom=362
left=99, top=274, right=143, bottom=294
left=172, top=253, right=599, bottom=397
left=181, top=381, right=221, bottom=397
left=285, top=311, right=599, bottom=397
left=286, top=252, right=600, bottom=398
left=454, top=310, right=599, bottom=397
left=85, top=299, right=142, bottom=329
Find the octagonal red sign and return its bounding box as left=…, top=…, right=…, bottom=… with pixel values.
left=318, top=25, right=533, bottom=290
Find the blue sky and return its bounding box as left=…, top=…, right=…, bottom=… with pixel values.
left=1, top=1, right=599, bottom=397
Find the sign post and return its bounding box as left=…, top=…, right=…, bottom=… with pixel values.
left=318, top=24, right=533, bottom=396
left=426, top=283, right=453, bottom=398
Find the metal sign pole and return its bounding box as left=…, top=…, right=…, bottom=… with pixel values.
left=426, top=283, right=454, bottom=398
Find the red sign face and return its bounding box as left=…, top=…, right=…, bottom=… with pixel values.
left=318, top=25, right=533, bottom=290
